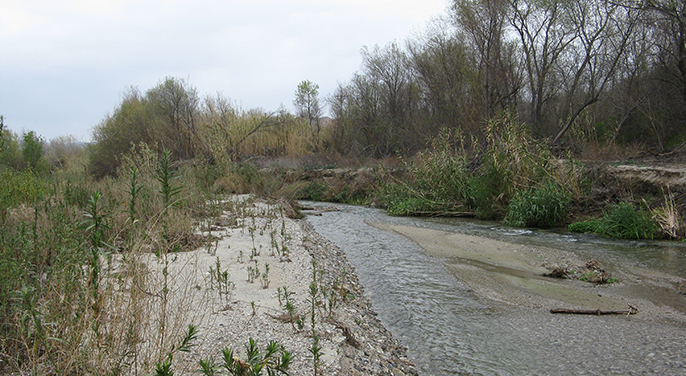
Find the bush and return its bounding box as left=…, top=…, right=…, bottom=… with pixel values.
left=375, top=129, right=471, bottom=216
left=596, top=202, right=656, bottom=240
left=568, top=219, right=601, bottom=234
left=505, top=182, right=571, bottom=228
left=569, top=202, right=656, bottom=239
left=467, top=166, right=509, bottom=220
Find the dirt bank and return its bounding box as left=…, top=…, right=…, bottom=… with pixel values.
left=372, top=223, right=686, bottom=326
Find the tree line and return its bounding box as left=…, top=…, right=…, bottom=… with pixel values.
left=328, top=0, right=686, bottom=157
left=86, top=0, right=685, bottom=177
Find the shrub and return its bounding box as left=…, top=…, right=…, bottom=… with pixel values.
left=467, top=166, right=508, bottom=220
left=569, top=202, right=656, bottom=239
left=596, top=202, right=656, bottom=240
left=505, top=181, right=571, bottom=228
left=375, top=129, right=471, bottom=216
left=568, top=219, right=601, bottom=234
left=302, top=182, right=327, bottom=201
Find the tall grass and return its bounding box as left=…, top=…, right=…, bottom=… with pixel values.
left=0, top=147, right=211, bottom=375
left=375, top=112, right=582, bottom=223
left=505, top=181, right=571, bottom=228
left=375, top=129, right=472, bottom=216
left=569, top=202, right=657, bottom=239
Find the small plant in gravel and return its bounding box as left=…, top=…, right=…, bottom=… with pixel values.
left=277, top=286, right=299, bottom=331
left=153, top=325, right=198, bottom=376
left=198, top=338, right=293, bottom=376
left=308, top=260, right=323, bottom=375
left=247, top=260, right=260, bottom=283
left=209, top=257, right=235, bottom=306
left=261, top=263, right=271, bottom=289
left=320, top=274, right=351, bottom=318
left=249, top=216, right=259, bottom=257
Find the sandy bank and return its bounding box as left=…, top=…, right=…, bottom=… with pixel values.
left=371, top=222, right=686, bottom=325
left=152, top=196, right=416, bottom=375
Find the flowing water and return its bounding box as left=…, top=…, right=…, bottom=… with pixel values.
left=305, top=203, right=686, bottom=375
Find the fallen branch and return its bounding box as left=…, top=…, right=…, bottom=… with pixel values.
left=550, top=304, right=638, bottom=316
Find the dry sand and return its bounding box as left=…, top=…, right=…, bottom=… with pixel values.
left=143, top=196, right=416, bottom=375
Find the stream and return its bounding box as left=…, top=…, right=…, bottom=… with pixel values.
left=304, top=202, right=686, bottom=375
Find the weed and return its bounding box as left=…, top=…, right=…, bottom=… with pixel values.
left=570, top=202, right=658, bottom=240
left=153, top=325, right=198, bottom=376
left=597, top=202, right=656, bottom=239
left=127, top=167, right=143, bottom=223
left=209, top=257, right=235, bottom=306
left=247, top=260, right=261, bottom=283
left=261, top=263, right=271, bottom=289
left=568, top=219, right=601, bottom=234
left=505, top=181, right=571, bottom=228
left=198, top=338, right=293, bottom=376
left=308, top=260, right=322, bottom=374
left=649, top=188, right=684, bottom=239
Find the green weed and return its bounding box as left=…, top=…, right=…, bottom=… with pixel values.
left=505, top=181, right=571, bottom=228
left=570, top=202, right=656, bottom=239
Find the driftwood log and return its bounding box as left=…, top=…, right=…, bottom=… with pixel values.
left=550, top=305, right=638, bottom=316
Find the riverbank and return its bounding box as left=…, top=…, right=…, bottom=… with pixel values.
left=168, top=196, right=416, bottom=375
left=372, top=222, right=686, bottom=326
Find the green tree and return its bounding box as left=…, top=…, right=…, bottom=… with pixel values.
left=146, top=77, right=200, bottom=160
left=293, top=80, right=323, bottom=149
left=0, top=118, right=21, bottom=170
left=89, top=87, right=152, bottom=177
left=22, top=131, right=44, bottom=172
left=0, top=115, right=5, bottom=154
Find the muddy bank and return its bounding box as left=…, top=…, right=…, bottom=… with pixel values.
left=372, top=223, right=686, bottom=326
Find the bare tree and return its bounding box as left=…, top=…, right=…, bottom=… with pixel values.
left=409, top=23, right=480, bottom=135
left=552, top=0, right=637, bottom=144
left=453, top=0, right=522, bottom=119
left=361, top=43, right=422, bottom=155
left=509, top=0, right=577, bottom=133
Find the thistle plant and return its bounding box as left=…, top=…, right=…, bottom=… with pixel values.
left=126, top=167, right=143, bottom=224
left=80, top=191, right=114, bottom=338
left=156, top=149, right=182, bottom=211
left=155, top=149, right=183, bottom=352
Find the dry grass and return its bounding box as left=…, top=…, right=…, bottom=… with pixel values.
left=650, top=187, right=684, bottom=239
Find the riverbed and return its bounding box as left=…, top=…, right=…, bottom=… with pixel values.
left=304, top=202, right=686, bottom=375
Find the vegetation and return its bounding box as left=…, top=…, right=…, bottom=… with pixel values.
left=570, top=202, right=657, bottom=240
left=198, top=338, right=293, bottom=376
left=373, top=113, right=582, bottom=227
left=3, top=0, right=686, bottom=371
left=505, top=182, right=572, bottom=228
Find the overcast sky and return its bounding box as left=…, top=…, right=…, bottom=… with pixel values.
left=0, top=0, right=449, bottom=141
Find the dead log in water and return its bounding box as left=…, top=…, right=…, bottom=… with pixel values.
left=550, top=305, right=638, bottom=315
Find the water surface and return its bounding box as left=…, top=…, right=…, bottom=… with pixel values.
left=305, top=203, right=686, bottom=375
